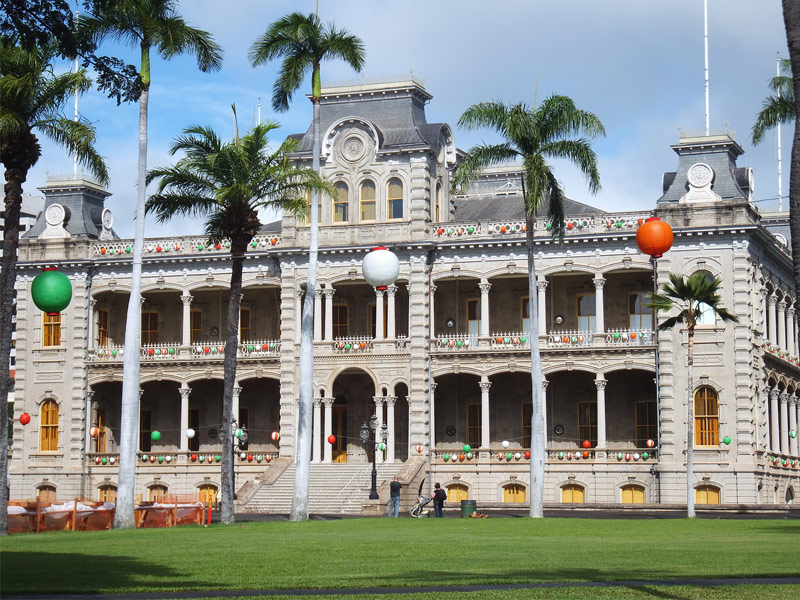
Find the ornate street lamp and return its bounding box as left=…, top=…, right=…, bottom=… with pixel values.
left=360, top=415, right=388, bottom=500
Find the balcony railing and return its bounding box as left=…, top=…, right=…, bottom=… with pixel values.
left=92, top=233, right=282, bottom=260
left=489, top=332, right=531, bottom=349
left=430, top=446, right=659, bottom=464
left=88, top=339, right=281, bottom=362
left=604, top=328, right=654, bottom=346
left=432, top=334, right=478, bottom=350
left=546, top=330, right=593, bottom=348
left=88, top=451, right=280, bottom=466
left=331, top=336, right=374, bottom=353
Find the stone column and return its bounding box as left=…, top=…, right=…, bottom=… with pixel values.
left=537, top=279, right=548, bottom=336
left=787, top=307, right=796, bottom=355
left=789, top=396, right=798, bottom=456
left=386, top=396, right=397, bottom=462
left=86, top=390, right=95, bottom=453
left=314, top=289, right=323, bottom=341
left=231, top=384, right=241, bottom=429
left=595, top=377, right=607, bottom=449
left=479, top=377, right=491, bottom=448
left=179, top=384, right=191, bottom=451
left=181, top=292, right=193, bottom=347
left=770, top=387, right=780, bottom=451
left=430, top=381, right=437, bottom=450
left=374, top=288, right=385, bottom=340
left=780, top=392, right=790, bottom=454
left=323, top=398, right=334, bottom=463
left=430, top=283, right=437, bottom=338
left=386, top=285, right=397, bottom=339
left=324, top=287, right=335, bottom=341
left=88, top=298, right=97, bottom=352
left=768, top=294, right=778, bottom=345
left=778, top=300, right=787, bottom=350
left=593, top=275, right=605, bottom=334
left=312, top=398, right=322, bottom=462
left=479, top=280, right=491, bottom=337
left=295, top=288, right=304, bottom=344
left=373, top=397, right=385, bottom=463
left=542, top=379, right=549, bottom=443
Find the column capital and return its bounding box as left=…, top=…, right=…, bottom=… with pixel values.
left=770, top=387, right=779, bottom=401
left=374, top=288, right=385, bottom=297
left=542, top=380, right=549, bottom=392
left=385, top=396, right=398, bottom=407
left=780, top=392, right=789, bottom=404
left=87, top=390, right=95, bottom=401
left=323, top=397, right=335, bottom=407
left=90, top=297, right=97, bottom=308
left=178, top=386, right=192, bottom=400
left=323, top=288, right=336, bottom=299
left=478, top=381, right=492, bottom=393
left=536, top=280, right=548, bottom=292
left=232, top=386, right=242, bottom=399
left=789, top=395, right=798, bottom=407
left=593, top=277, right=606, bottom=289
left=373, top=396, right=386, bottom=406
left=430, top=381, right=438, bottom=392
left=313, top=397, right=323, bottom=407
left=181, top=293, right=193, bottom=306
left=139, top=388, right=144, bottom=398
left=386, top=284, right=398, bottom=297
left=430, top=283, right=437, bottom=294
left=768, top=294, right=778, bottom=306
left=314, top=288, right=324, bottom=299
left=594, top=378, right=608, bottom=391
left=478, top=282, right=491, bottom=294
left=778, top=300, right=787, bottom=311
left=296, top=288, right=305, bottom=299
left=787, top=306, right=796, bottom=318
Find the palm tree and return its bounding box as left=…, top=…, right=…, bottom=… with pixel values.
left=146, top=120, right=331, bottom=524
left=647, top=272, right=738, bottom=518
left=751, top=58, right=793, bottom=145
left=249, top=11, right=364, bottom=521
left=0, top=36, right=108, bottom=536
left=80, top=0, right=222, bottom=529
left=452, top=95, right=605, bottom=518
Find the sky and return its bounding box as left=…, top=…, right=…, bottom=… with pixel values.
left=26, top=0, right=790, bottom=239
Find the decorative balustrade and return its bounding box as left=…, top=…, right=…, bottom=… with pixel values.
left=331, top=336, right=374, bottom=352
left=90, top=344, right=125, bottom=360
left=489, top=332, right=531, bottom=349
left=92, top=233, right=282, bottom=259
left=395, top=335, right=409, bottom=349
left=605, top=328, right=654, bottom=346
left=762, top=342, right=800, bottom=368
left=141, top=342, right=182, bottom=359
left=191, top=342, right=225, bottom=356
left=546, top=330, right=593, bottom=348
left=87, top=451, right=280, bottom=466
left=432, top=334, right=478, bottom=350
left=239, top=339, right=281, bottom=357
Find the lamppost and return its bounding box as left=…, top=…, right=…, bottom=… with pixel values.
left=360, top=415, right=388, bottom=500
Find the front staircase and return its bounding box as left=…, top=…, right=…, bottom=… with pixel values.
left=238, top=461, right=405, bottom=514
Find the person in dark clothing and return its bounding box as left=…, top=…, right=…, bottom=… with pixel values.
left=388, top=476, right=402, bottom=517
left=432, top=482, right=447, bottom=517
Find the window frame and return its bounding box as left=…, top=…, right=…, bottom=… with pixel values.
left=628, top=292, right=653, bottom=330
left=521, top=296, right=531, bottom=333
left=139, top=409, right=152, bottom=452
left=522, top=403, right=532, bottom=448
left=42, top=312, right=62, bottom=347
left=98, top=309, right=109, bottom=347
left=190, top=309, right=202, bottom=344
left=96, top=407, right=107, bottom=453
left=467, top=298, right=480, bottom=336
left=39, top=399, right=59, bottom=452
left=694, top=385, right=719, bottom=446
left=239, top=306, right=251, bottom=341
left=141, top=311, right=159, bottom=344
left=359, top=179, right=376, bottom=222
left=333, top=181, right=349, bottom=224
left=578, top=400, right=597, bottom=446
left=577, top=293, right=596, bottom=332
left=387, top=178, right=403, bottom=220
left=635, top=399, right=657, bottom=448
left=467, top=403, right=481, bottom=447
left=332, top=304, right=349, bottom=338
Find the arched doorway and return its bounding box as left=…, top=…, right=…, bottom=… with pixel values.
left=330, top=368, right=376, bottom=463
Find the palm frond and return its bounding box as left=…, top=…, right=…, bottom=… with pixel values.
left=540, top=139, right=601, bottom=194
left=544, top=168, right=566, bottom=241
left=153, top=15, right=222, bottom=72
left=33, top=117, right=109, bottom=184
left=320, top=25, right=365, bottom=72
left=537, top=94, right=606, bottom=142
left=451, top=143, right=518, bottom=194
left=457, top=101, right=511, bottom=136
left=752, top=94, right=795, bottom=144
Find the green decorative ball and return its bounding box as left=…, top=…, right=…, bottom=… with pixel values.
left=443, top=453, right=450, bottom=461
left=467, top=226, right=474, bottom=233
left=790, top=430, right=797, bottom=439
left=141, top=454, right=149, bottom=462
left=722, top=436, right=731, bottom=445
left=215, top=455, right=221, bottom=462
left=456, top=340, right=463, bottom=347
left=31, top=269, right=72, bottom=314
left=463, top=444, right=471, bottom=452
left=520, top=337, right=527, bottom=343
left=641, top=452, right=649, bottom=460
left=466, top=452, right=473, bottom=459
left=101, top=457, right=108, bottom=464
left=506, top=452, right=513, bottom=460
left=546, top=222, right=552, bottom=229
left=125, top=246, right=131, bottom=253
left=235, top=429, right=243, bottom=439
left=344, top=343, right=351, bottom=350
left=150, top=431, right=161, bottom=441
left=157, top=456, right=164, bottom=463
left=558, top=452, right=565, bottom=459
left=168, top=347, right=175, bottom=355
left=613, top=333, right=620, bottom=340
left=617, top=452, right=623, bottom=460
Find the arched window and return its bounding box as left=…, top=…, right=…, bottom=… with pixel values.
left=435, top=183, right=442, bottom=222
left=786, top=487, right=794, bottom=505
left=446, top=483, right=468, bottom=502
left=696, top=271, right=716, bottom=326
left=694, top=386, right=719, bottom=446
left=561, top=484, right=585, bottom=503
left=621, top=484, right=645, bottom=504
left=503, top=483, right=526, bottom=503
left=360, top=180, right=376, bottom=221
left=387, top=178, right=403, bottom=220
left=98, top=485, right=117, bottom=503
left=333, top=182, right=348, bottom=223
left=696, top=484, right=720, bottom=504
left=40, top=399, right=59, bottom=452
left=37, top=485, right=57, bottom=504
left=198, top=484, right=218, bottom=506
left=148, top=484, right=168, bottom=502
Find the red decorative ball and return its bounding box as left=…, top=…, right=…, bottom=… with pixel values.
left=327, top=434, right=336, bottom=444
left=582, top=440, right=591, bottom=449
left=646, top=439, right=655, bottom=448
left=19, top=412, right=31, bottom=426
left=459, top=453, right=465, bottom=461
left=416, top=444, right=423, bottom=453
left=89, top=426, right=99, bottom=438
left=247, top=454, right=253, bottom=462
left=524, top=451, right=531, bottom=459
left=191, top=454, right=197, bottom=462
left=636, top=217, right=673, bottom=258
left=271, top=431, right=280, bottom=442
left=583, top=451, right=590, bottom=459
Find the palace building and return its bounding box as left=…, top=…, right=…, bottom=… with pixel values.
left=8, top=79, right=799, bottom=511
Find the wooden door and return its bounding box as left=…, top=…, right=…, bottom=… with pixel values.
left=446, top=484, right=468, bottom=502
left=621, top=484, right=645, bottom=504
left=99, top=485, right=117, bottom=503
left=561, top=484, right=585, bottom=503
left=503, top=484, right=526, bottom=503
left=696, top=485, right=720, bottom=504
left=198, top=484, right=218, bottom=506
left=332, top=405, right=347, bottom=463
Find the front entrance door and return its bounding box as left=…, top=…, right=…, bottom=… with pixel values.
left=332, top=405, right=347, bottom=463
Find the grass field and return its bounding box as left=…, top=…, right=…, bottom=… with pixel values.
left=1, top=517, right=799, bottom=597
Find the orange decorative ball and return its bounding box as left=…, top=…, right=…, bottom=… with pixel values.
left=636, top=217, right=673, bottom=258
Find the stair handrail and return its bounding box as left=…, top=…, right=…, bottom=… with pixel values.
left=335, top=466, right=370, bottom=507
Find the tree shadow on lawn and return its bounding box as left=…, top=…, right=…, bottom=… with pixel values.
left=0, top=552, right=217, bottom=595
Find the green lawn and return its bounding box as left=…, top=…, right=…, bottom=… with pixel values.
left=1, top=518, right=798, bottom=596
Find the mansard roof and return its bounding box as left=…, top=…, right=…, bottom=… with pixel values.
left=453, top=194, right=603, bottom=221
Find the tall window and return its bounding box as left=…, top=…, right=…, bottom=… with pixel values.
left=635, top=400, right=657, bottom=447
left=333, top=182, right=348, bottom=223
left=578, top=400, right=597, bottom=445
left=628, top=293, right=653, bottom=330
left=141, top=311, right=158, bottom=344
left=96, top=408, right=107, bottom=453
left=435, top=183, right=441, bottom=222
left=467, top=299, right=480, bottom=336
left=522, top=403, right=532, bottom=448
left=332, top=304, right=348, bottom=338
left=190, top=310, right=202, bottom=344
left=240, top=307, right=251, bottom=341
left=467, top=403, right=481, bottom=446
left=189, top=408, right=199, bottom=452
left=42, top=313, right=61, bottom=346
left=696, top=271, right=716, bottom=326
left=387, top=178, right=403, bottom=220
left=40, top=399, right=59, bottom=451
left=577, top=294, right=596, bottom=332
left=140, top=409, right=152, bottom=452
left=98, top=309, right=109, bottom=346
left=521, top=297, right=531, bottom=333
left=360, top=180, right=376, bottom=221
left=304, top=189, right=322, bottom=223
left=694, top=386, right=719, bottom=446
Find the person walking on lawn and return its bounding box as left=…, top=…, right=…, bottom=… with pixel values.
left=432, top=483, right=447, bottom=518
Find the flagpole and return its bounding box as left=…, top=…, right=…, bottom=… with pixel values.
left=73, top=10, right=79, bottom=179
left=777, top=55, right=783, bottom=212
left=704, top=0, right=710, bottom=136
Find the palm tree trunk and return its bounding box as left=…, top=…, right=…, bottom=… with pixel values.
left=526, top=210, right=546, bottom=518
left=291, top=95, right=321, bottom=521
left=782, top=0, right=800, bottom=338
left=0, top=162, right=27, bottom=536
left=686, top=327, right=695, bottom=518
left=220, top=251, right=244, bottom=524
left=114, top=81, right=149, bottom=530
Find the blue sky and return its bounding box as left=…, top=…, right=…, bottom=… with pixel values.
left=28, top=0, right=790, bottom=238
